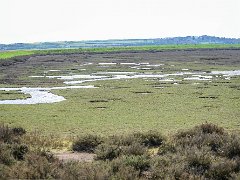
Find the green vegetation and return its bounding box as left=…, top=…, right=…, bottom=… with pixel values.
left=0, top=90, right=30, bottom=100
left=1, top=44, right=240, bottom=59
left=0, top=50, right=34, bottom=59
left=37, top=44, right=240, bottom=54
left=1, top=77, right=239, bottom=136
left=1, top=123, right=240, bottom=179
left=0, top=48, right=240, bottom=136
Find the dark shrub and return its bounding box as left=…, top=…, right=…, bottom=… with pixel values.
left=72, top=135, right=103, bottom=153
left=0, top=125, right=26, bottom=143
left=199, top=123, right=224, bottom=135
left=175, top=129, right=196, bottom=139
left=222, top=134, right=240, bottom=158
left=95, top=143, right=121, bottom=160
left=176, top=123, right=224, bottom=140
left=186, top=149, right=212, bottom=175
left=111, top=163, right=140, bottom=179
left=61, top=161, right=112, bottom=180
left=175, top=124, right=227, bottom=154
left=206, top=160, right=237, bottom=179
left=122, top=142, right=147, bottom=156
left=150, top=154, right=187, bottom=179
left=107, top=134, right=140, bottom=146
left=37, top=149, right=55, bottom=162
left=6, top=152, right=61, bottom=179
left=109, top=158, right=143, bottom=179
left=12, top=144, right=29, bottom=160
left=122, top=155, right=150, bottom=173
left=203, top=133, right=225, bottom=152
left=95, top=136, right=147, bottom=161
left=134, top=131, right=165, bottom=147
left=0, top=164, right=11, bottom=179
left=0, top=144, right=15, bottom=165
left=0, top=124, right=13, bottom=143
left=158, top=142, right=176, bottom=155
left=12, top=127, right=26, bottom=136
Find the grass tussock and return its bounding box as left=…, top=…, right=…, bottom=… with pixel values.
left=1, top=123, right=240, bottom=179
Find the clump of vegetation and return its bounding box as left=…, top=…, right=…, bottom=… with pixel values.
left=133, top=130, right=165, bottom=147
left=72, top=135, right=103, bottom=153
left=1, top=123, right=240, bottom=179
left=93, top=131, right=164, bottom=161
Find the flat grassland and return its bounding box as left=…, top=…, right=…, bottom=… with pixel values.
left=1, top=44, right=240, bottom=60
left=0, top=45, right=240, bottom=137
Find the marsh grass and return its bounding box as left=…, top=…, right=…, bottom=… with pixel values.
left=1, top=76, right=239, bottom=137
left=0, top=48, right=240, bottom=137
left=0, top=90, right=31, bottom=100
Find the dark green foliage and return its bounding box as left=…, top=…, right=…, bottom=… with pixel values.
left=12, top=144, right=28, bottom=160
left=0, top=124, right=26, bottom=143
left=12, top=127, right=26, bottom=136
left=72, top=135, right=103, bottom=153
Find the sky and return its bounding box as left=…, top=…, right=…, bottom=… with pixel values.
left=1, top=0, right=240, bottom=44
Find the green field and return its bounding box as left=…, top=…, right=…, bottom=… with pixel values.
left=0, top=50, right=35, bottom=59
left=1, top=78, right=239, bottom=137
left=1, top=44, right=240, bottom=60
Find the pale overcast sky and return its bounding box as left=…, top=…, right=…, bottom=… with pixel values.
left=1, top=0, right=239, bottom=44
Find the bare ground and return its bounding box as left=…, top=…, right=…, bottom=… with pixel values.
left=55, top=152, right=95, bottom=162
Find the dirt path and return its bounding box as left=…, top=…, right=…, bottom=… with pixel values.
left=55, top=152, right=95, bottom=162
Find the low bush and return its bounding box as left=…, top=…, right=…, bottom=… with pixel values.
left=95, top=143, right=121, bottom=160
left=5, top=152, right=61, bottom=179
left=158, top=142, right=176, bottom=155
left=72, top=134, right=103, bottom=153
left=122, top=142, right=147, bottom=156
left=206, top=159, right=238, bottom=179
left=199, top=123, right=225, bottom=135
left=0, top=143, right=15, bottom=165
left=12, top=127, right=26, bottom=136
left=122, top=155, right=150, bottom=172
left=95, top=138, right=148, bottom=160
left=12, top=144, right=28, bottom=160
left=134, top=131, right=165, bottom=147
left=1, top=123, right=240, bottom=179
left=0, top=124, right=26, bottom=144
left=186, top=148, right=212, bottom=175
left=221, top=134, right=240, bottom=158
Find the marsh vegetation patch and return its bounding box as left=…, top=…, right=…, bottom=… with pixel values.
left=0, top=49, right=240, bottom=135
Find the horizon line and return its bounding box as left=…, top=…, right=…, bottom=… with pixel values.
left=1, top=35, right=240, bottom=45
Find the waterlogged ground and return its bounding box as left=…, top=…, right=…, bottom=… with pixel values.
left=0, top=49, right=240, bottom=136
